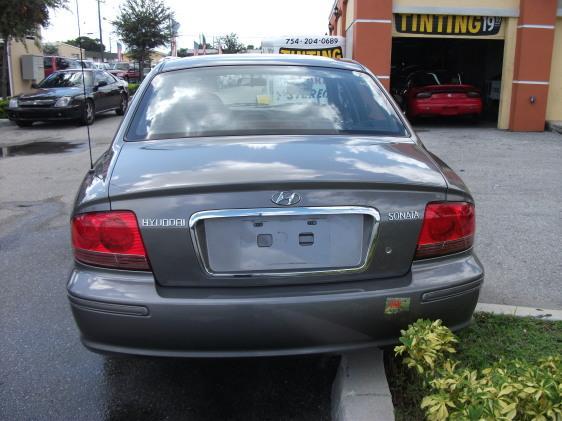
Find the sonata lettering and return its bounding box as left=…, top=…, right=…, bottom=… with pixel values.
left=388, top=211, right=420, bottom=221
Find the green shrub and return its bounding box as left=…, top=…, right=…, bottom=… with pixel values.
left=0, top=97, right=9, bottom=119
left=128, top=83, right=140, bottom=96
left=395, top=319, right=562, bottom=420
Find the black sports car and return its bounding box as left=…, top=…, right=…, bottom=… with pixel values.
left=7, top=69, right=129, bottom=127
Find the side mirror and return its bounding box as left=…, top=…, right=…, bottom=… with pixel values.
left=31, top=82, right=39, bottom=89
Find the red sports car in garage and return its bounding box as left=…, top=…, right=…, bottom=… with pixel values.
left=402, top=71, right=482, bottom=120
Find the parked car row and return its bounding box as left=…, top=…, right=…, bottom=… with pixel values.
left=7, top=69, right=129, bottom=127
left=42, top=55, right=144, bottom=81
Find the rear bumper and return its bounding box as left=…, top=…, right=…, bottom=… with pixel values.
left=409, top=100, right=482, bottom=117
left=67, top=251, right=484, bottom=357
left=7, top=105, right=82, bottom=121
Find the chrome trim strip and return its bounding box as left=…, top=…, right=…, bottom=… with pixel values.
left=189, top=206, right=381, bottom=278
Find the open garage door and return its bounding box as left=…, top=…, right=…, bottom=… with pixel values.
left=391, top=38, right=504, bottom=123
left=390, top=14, right=506, bottom=125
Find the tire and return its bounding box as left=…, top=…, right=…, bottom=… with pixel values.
left=15, top=120, right=33, bottom=127
left=115, top=94, right=128, bottom=116
left=80, top=100, right=95, bottom=126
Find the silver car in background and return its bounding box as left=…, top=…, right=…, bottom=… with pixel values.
left=68, top=54, right=483, bottom=357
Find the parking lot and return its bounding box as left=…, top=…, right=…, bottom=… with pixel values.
left=1, top=115, right=561, bottom=419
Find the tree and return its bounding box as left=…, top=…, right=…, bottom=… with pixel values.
left=112, top=0, right=173, bottom=79
left=0, top=0, right=67, bottom=98
left=66, top=36, right=105, bottom=52
left=246, top=44, right=255, bottom=50
left=42, top=42, right=58, bottom=55
left=177, top=47, right=189, bottom=57
left=215, top=33, right=245, bottom=54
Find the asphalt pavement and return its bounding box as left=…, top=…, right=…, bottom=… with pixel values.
left=1, top=116, right=561, bottom=419
left=0, top=116, right=338, bottom=420
left=416, top=120, right=562, bottom=309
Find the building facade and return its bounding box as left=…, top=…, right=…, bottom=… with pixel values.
left=329, top=0, right=562, bottom=131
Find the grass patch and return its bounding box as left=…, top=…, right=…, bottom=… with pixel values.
left=0, top=97, right=10, bottom=119
left=385, top=313, right=562, bottom=421
left=128, top=83, right=140, bottom=96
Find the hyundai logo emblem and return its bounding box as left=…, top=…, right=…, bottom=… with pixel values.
left=271, top=191, right=302, bottom=206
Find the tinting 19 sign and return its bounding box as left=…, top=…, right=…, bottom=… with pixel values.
left=395, top=14, right=502, bottom=36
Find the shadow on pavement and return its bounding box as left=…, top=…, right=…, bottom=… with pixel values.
left=102, top=355, right=339, bottom=421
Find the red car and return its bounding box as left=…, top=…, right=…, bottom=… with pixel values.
left=43, top=56, right=80, bottom=78
left=402, top=71, right=482, bottom=120
left=109, top=62, right=140, bottom=82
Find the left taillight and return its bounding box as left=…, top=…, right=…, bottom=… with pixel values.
left=71, top=211, right=150, bottom=270
left=415, top=202, right=475, bottom=259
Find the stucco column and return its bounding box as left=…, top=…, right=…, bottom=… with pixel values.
left=349, top=0, right=393, bottom=90
left=509, top=0, right=557, bottom=131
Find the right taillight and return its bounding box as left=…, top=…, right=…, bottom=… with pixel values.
left=71, top=210, right=150, bottom=270
left=415, top=202, right=475, bottom=259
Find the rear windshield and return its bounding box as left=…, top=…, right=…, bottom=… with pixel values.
left=126, top=66, right=408, bottom=140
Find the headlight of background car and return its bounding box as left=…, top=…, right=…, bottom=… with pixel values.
left=54, top=96, right=72, bottom=107
left=9, top=98, right=18, bottom=108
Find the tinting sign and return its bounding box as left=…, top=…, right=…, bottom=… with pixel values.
left=395, top=14, right=502, bottom=36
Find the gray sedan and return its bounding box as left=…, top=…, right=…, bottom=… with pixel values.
left=68, top=54, right=483, bottom=357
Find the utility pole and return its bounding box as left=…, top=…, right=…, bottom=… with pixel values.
left=97, top=0, right=104, bottom=63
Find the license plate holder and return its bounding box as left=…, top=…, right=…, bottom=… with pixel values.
left=203, top=213, right=364, bottom=273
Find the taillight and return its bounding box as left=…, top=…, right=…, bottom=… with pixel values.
left=415, top=202, right=475, bottom=259
left=466, top=91, right=480, bottom=98
left=416, top=91, right=432, bottom=98
left=71, top=211, right=150, bottom=270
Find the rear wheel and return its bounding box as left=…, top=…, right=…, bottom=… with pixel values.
left=15, top=120, right=33, bottom=127
left=116, top=94, right=128, bottom=116
left=80, top=100, right=95, bottom=125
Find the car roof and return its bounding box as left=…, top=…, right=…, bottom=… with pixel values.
left=161, top=54, right=365, bottom=73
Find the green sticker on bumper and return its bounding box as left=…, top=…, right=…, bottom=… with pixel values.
left=385, top=297, right=411, bottom=315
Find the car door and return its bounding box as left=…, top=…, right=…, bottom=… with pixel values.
left=93, top=71, right=112, bottom=111
left=102, top=72, right=122, bottom=109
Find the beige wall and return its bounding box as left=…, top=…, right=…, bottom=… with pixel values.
left=55, top=43, right=84, bottom=59
left=9, top=38, right=43, bottom=96
left=546, top=18, right=562, bottom=121
left=498, top=17, right=518, bottom=129
left=345, top=0, right=355, bottom=30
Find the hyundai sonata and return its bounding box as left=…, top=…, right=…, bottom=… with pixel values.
left=68, top=54, right=483, bottom=357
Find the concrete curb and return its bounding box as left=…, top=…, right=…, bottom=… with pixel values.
left=332, top=348, right=394, bottom=421
left=476, top=303, right=562, bottom=321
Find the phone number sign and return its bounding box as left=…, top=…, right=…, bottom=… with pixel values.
left=262, top=36, right=345, bottom=58
left=395, top=14, right=502, bottom=36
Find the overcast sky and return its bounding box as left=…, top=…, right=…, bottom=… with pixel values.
left=42, top=0, right=335, bottom=53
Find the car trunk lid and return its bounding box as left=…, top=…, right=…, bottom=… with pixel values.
left=109, top=135, right=447, bottom=287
